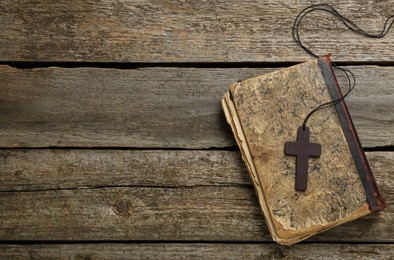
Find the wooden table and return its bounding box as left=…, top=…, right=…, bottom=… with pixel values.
left=0, top=1, right=393, bottom=259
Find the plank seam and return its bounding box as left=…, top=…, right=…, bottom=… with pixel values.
left=0, top=184, right=254, bottom=193
left=3, top=61, right=394, bottom=70
left=0, top=241, right=392, bottom=245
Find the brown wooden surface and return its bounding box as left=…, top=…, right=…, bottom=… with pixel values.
left=0, top=0, right=393, bottom=258
left=1, top=0, right=394, bottom=63
left=1, top=244, right=393, bottom=260
left=0, top=151, right=392, bottom=242
left=0, top=65, right=392, bottom=148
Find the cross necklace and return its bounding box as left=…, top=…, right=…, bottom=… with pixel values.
left=284, top=3, right=394, bottom=191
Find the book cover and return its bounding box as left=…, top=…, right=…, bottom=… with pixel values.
left=221, top=55, right=386, bottom=245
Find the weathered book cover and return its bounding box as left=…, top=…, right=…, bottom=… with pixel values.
left=221, top=55, right=386, bottom=245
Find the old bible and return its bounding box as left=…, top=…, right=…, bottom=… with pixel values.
left=221, top=55, right=386, bottom=245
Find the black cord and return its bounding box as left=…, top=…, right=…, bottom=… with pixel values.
left=292, top=4, right=394, bottom=127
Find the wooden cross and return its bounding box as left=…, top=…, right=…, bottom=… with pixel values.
left=284, top=126, right=321, bottom=191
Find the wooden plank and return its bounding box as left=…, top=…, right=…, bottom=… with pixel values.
left=1, top=1, right=394, bottom=63
left=0, top=243, right=393, bottom=259
left=0, top=65, right=392, bottom=148
left=0, top=150, right=251, bottom=191
left=0, top=150, right=390, bottom=192
left=0, top=151, right=392, bottom=242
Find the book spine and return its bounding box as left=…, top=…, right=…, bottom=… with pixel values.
left=318, top=56, right=386, bottom=212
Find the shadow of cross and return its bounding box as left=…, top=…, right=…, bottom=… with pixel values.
left=285, top=126, right=322, bottom=191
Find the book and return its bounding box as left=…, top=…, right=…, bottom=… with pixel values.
left=221, top=55, right=386, bottom=245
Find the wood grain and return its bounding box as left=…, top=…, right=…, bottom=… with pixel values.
left=0, top=150, right=250, bottom=191
left=0, top=65, right=392, bottom=148
left=0, top=243, right=393, bottom=260
left=0, top=1, right=394, bottom=63
left=0, top=150, right=392, bottom=242
left=1, top=0, right=392, bottom=255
